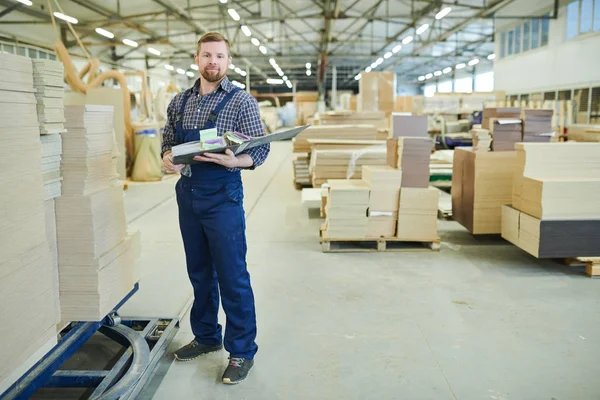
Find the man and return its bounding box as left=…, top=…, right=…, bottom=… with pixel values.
left=161, top=32, right=269, bottom=385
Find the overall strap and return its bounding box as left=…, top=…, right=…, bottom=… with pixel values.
left=175, top=91, right=192, bottom=131
left=203, top=87, right=241, bottom=130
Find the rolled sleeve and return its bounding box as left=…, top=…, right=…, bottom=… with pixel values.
left=161, top=96, right=178, bottom=157
left=235, top=97, right=270, bottom=169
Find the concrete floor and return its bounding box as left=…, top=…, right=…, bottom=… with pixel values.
left=120, top=141, right=600, bottom=400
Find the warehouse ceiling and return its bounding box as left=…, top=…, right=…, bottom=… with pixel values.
left=0, top=0, right=520, bottom=92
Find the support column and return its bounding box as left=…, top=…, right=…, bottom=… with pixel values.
left=332, top=65, right=337, bottom=111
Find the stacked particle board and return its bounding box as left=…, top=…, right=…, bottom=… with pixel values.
left=310, top=144, right=387, bottom=187
left=57, top=105, right=140, bottom=321
left=481, top=107, right=521, bottom=130
left=490, top=118, right=522, bottom=151
left=293, top=124, right=378, bottom=152
left=362, top=166, right=402, bottom=237
left=390, top=115, right=428, bottom=138
left=521, top=109, right=553, bottom=142
left=567, top=124, right=600, bottom=142
left=293, top=155, right=310, bottom=186
left=316, top=111, right=388, bottom=129
left=0, top=53, right=60, bottom=392
left=397, top=188, right=439, bottom=241
left=471, top=128, right=492, bottom=151
left=323, top=180, right=370, bottom=238
left=452, top=147, right=516, bottom=234
left=386, top=137, right=432, bottom=188
left=33, top=60, right=66, bottom=135
left=502, top=142, right=600, bottom=258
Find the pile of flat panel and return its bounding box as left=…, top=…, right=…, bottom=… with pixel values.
left=0, top=53, right=60, bottom=391
left=490, top=118, right=522, bottom=151
left=521, top=108, right=553, bottom=142
left=471, top=128, right=492, bottom=152
left=310, top=145, right=387, bottom=187
left=362, top=166, right=402, bottom=238
left=57, top=105, right=140, bottom=321
left=502, top=142, right=600, bottom=258
left=323, top=180, right=370, bottom=238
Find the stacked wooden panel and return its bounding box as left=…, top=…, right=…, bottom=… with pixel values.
left=472, top=128, right=492, bottom=151
left=397, top=188, right=439, bottom=241
left=0, top=53, right=60, bottom=391
left=452, top=147, right=516, bottom=234
left=502, top=142, right=600, bottom=258
left=362, top=166, right=402, bottom=237
left=323, top=180, right=370, bottom=238
left=390, top=115, right=428, bottom=138
left=386, top=137, right=432, bottom=188
left=521, top=108, right=553, bottom=142
left=490, top=118, right=522, bottom=151
left=481, top=107, right=521, bottom=130
left=57, top=105, right=140, bottom=321
left=316, top=111, right=388, bottom=129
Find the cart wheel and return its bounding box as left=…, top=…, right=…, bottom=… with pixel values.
left=106, top=312, right=122, bottom=327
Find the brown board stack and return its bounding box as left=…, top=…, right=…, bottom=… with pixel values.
left=452, top=147, right=516, bottom=234
left=57, top=105, right=140, bottom=321
left=323, top=180, right=370, bottom=238
left=386, top=137, right=432, bottom=188
left=521, top=108, right=553, bottom=142
left=0, top=53, right=60, bottom=391
left=481, top=107, right=521, bottom=130
left=309, top=144, right=386, bottom=187
left=362, top=165, right=402, bottom=237
left=490, top=118, right=522, bottom=151
left=397, top=188, right=439, bottom=241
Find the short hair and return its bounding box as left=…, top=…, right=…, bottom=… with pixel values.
left=197, top=32, right=231, bottom=56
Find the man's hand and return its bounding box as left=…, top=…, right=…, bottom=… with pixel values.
left=193, top=149, right=253, bottom=168
left=163, top=151, right=184, bottom=173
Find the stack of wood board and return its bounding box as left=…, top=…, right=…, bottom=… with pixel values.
left=397, top=188, right=439, bottom=241
left=310, top=144, right=387, bottom=187
left=386, top=137, right=432, bottom=188
left=323, top=180, right=370, bottom=238
left=472, top=128, right=492, bottom=151
left=293, top=124, right=378, bottom=152
left=390, top=115, right=428, bottom=138
left=490, top=118, right=522, bottom=151
left=293, top=155, right=310, bottom=187
left=57, top=105, right=140, bottom=321
left=452, top=147, right=516, bottom=234
left=40, top=134, right=62, bottom=200
left=33, top=60, right=66, bottom=135
left=481, top=107, right=521, bottom=130
left=521, top=108, right=553, bottom=142
left=362, top=166, right=402, bottom=237
left=502, top=142, right=600, bottom=258
left=316, top=111, right=388, bottom=129
left=567, top=124, right=600, bottom=142
left=0, top=53, right=60, bottom=392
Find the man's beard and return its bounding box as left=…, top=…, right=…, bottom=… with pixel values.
left=200, top=67, right=226, bottom=83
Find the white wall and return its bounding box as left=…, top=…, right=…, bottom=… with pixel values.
left=494, top=0, right=600, bottom=94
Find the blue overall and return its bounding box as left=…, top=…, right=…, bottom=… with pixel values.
left=174, top=88, right=258, bottom=360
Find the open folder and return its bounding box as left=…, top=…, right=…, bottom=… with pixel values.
left=172, top=125, right=310, bottom=165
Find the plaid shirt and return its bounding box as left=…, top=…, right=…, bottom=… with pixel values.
left=161, top=76, right=269, bottom=171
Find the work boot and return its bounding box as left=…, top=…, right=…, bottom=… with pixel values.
left=173, top=340, right=222, bottom=361
left=222, top=357, right=254, bottom=384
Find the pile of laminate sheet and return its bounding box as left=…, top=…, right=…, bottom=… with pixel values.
left=521, top=108, right=553, bottom=142
left=362, top=166, right=402, bottom=238
left=57, top=105, right=140, bottom=321
left=323, top=179, right=370, bottom=238
left=490, top=118, right=522, bottom=151
left=310, top=145, right=387, bottom=187
left=471, top=128, right=492, bottom=151
left=0, top=53, right=60, bottom=392
left=502, top=142, right=600, bottom=258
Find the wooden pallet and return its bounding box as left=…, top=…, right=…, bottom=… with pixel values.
left=563, top=257, right=600, bottom=277
left=320, top=226, right=440, bottom=253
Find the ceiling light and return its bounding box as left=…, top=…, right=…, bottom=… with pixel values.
left=370, top=62, right=377, bottom=69
left=186, top=71, right=194, bottom=78
left=392, top=44, right=402, bottom=53
left=270, top=58, right=277, bottom=66
left=165, top=64, right=174, bottom=71
left=354, top=74, right=361, bottom=81
left=95, top=27, right=114, bottom=39
left=123, top=39, right=138, bottom=48
left=436, top=7, right=452, bottom=20
left=416, top=24, right=429, bottom=35
left=487, top=53, right=496, bottom=60
left=148, top=47, right=161, bottom=56
left=418, top=76, right=425, bottom=81
left=425, top=73, right=433, bottom=79
left=190, top=64, right=199, bottom=70
left=443, top=67, right=452, bottom=74
left=220, top=0, right=227, bottom=3
left=468, top=58, right=480, bottom=66
left=240, top=70, right=247, bottom=76
left=228, top=8, right=240, bottom=21
left=365, top=66, right=372, bottom=72
left=306, top=70, right=311, bottom=76
left=229, top=64, right=235, bottom=70
left=232, top=80, right=245, bottom=89
left=277, top=70, right=284, bottom=77
left=267, top=78, right=284, bottom=84
left=251, top=38, right=260, bottom=46
left=285, top=80, right=292, bottom=88
left=402, top=36, right=413, bottom=44
left=376, top=57, right=384, bottom=65
left=176, top=68, right=185, bottom=75
left=306, top=63, right=311, bottom=69
left=259, top=45, right=267, bottom=54
left=241, top=25, right=251, bottom=37
left=53, top=12, right=78, bottom=24
left=235, top=67, right=242, bottom=74
left=16, top=0, right=33, bottom=5
left=384, top=52, right=392, bottom=59
left=456, top=63, right=466, bottom=69
left=283, top=76, right=288, bottom=81
left=434, top=70, right=442, bottom=76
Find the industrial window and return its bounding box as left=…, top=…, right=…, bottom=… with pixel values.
left=474, top=72, right=494, bottom=92
left=523, top=21, right=531, bottom=51
left=541, top=13, right=550, bottom=45
left=437, top=80, right=452, bottom=93
left=595, top=0, right=600, bottom=30
left=500, top=32, right=506, bottom=58
left=423, top=84, right=436, bottom=97
left=532, top=18, right=540, bottom=48
left=455, top=77, right=473, bottom=93
left=17, top=46, right=26, bottom=56
left=507, top=31, right=514, bottom=55
left=581, top=0, right=593, bottom=32
left=566, top=0, right=600, bottom=37
left=591, top=87, right=600, bottom=123
left=515, top=25, right=521, bottom=53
